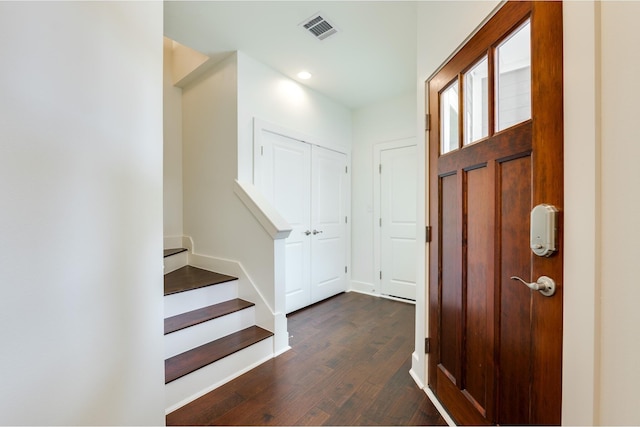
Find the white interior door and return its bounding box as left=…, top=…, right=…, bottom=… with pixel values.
left=380, top=145, right=417, bottom=300
left=257, top=130, right=312, bottom=313
left=311, top=146, right=348, bottom=304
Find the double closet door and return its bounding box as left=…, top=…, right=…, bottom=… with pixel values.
left=256, top=130, right=348, bottom=314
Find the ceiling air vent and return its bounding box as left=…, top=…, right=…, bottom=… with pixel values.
left=300, top=13, right=338, bottom=41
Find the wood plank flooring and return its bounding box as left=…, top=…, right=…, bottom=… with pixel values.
left=166, top=292, right=446, bottom=426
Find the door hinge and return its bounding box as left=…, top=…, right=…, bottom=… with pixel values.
left=425, top=337, right=431, bottom=353
left=379, top=271, right=382, bottom=280
left=426, top=225, right=432, bottom=243
left=345, top=266, right=348, bottom=273
left=261, top=146, right=264, bottom=156
left=345, top=165, right=348, bottom=173
left=379, top=218, right=382, bottom=227
left=345, top=216, right=348, bottom=224
left=379, top=163, right=382, bottom=174
left=425, top=113, right=431, bottom=131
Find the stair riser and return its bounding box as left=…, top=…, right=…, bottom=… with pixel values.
left=164, top=251, right=188, bottom=274
left=165, top=337, right=274, bottom=413
left=165, top=307, right=256, bottom=358
left=164, top=281, right=238, bottom=317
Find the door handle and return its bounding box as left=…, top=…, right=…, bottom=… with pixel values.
left=312, top=229, right=323, bottom=235
left=510, top=275, right=556, bottom=297
left=304, top=230, right=311, bottom=236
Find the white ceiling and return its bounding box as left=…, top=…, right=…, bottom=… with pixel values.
left=164, top=1, right=418, bottom=110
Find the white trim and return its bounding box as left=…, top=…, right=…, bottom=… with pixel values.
left=188, top=252, right=275, bottom=318
left=425, top=386, right=458, bottom=427
left=347, top=288, right=415, bottom=305
left=350, top=279, right=375, bottom=294
left=233, top=179, right=292, bottom=240
left=253, top=117, right=350, bottom=163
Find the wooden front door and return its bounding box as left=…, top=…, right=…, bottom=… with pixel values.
left=427, top=2, right=563, bottom=425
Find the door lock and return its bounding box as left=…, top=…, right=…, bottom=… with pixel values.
left=312, top=229, right=323, bottom=235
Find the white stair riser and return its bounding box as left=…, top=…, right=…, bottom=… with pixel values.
left=165, top=337, right=273, bottom=413
left=165, top=307, right=256, bottom=358
left=164, top=281, right=238, bottom=317
left=164, top=252, right=188, bottom=274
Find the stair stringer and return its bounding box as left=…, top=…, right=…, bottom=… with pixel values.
left=188, top=252, right=290, bottom=356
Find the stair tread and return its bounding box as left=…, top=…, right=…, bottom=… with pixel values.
left=165, top=326, right=273, bottom=384
left=164, top=266, right=237, bottom=296
left=164, top=299, right=255, bottom=335
left=164, top=248, right=188, bottom=258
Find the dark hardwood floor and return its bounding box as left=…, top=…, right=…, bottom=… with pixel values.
left=166, top=291, right=446, bottom=426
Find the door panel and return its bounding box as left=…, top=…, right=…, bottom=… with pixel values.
left=311, top=146, right=347, bottom=303
left=256, top=130, right=312, bottom=313
left=427, top=2, right=563, bottom=425
left=380, top=145, right=417, bottom=300
left=497, top=154, right=532, bottom=423
left=464, top=164, right=493, bottom=415
left=439, top=172, right=461, bottom=383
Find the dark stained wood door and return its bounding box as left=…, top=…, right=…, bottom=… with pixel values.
left=427, top=2, right=563, bottom=425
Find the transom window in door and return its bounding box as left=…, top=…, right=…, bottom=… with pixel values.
left=440, top=80, right=459, bottom=155
left=496, top=20, right=531, bottom=131
left=464, top=55, right=488, bottom=146
left=439, top=19, right=531, bottom=154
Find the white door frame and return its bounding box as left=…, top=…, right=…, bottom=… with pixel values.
left=253, top=118, right=352, bottom=312
left=373, top=137, right=417, bottom=299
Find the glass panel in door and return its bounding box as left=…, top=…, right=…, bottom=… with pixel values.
left=495, top=20, right=531, bottom=132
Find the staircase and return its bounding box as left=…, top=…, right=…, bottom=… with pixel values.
left=163, top=248, right=274, bottom=413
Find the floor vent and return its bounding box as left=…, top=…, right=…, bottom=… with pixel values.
left=300, top=13, right=338, bottom=41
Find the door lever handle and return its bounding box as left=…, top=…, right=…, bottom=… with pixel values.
left=304, top=230, right=311, bottom=236
left=510, top=275, right=556, bottom=297
left=312, top=229, right=323, bottom=235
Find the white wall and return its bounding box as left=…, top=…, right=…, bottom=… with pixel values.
left=181, top=53, right=284, bottom=337
left=236, top=51, right=352, bottom=183
left=0, top=2, right=165, bottom=425
left=182, top=54, right=274, bottom=288
left=164, top=38, right=184, bottom=245
left=351, top=93, right=417, bottom=293
left=597, top=2, right=640, bottom=423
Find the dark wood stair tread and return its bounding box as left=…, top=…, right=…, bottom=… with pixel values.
left=164, top=248, right=187, bottom=258
left=165, top=326, right=273, bottom=384
left=165, top=299, right=255, bottom=335
left=164, top=266, right=237, bottom=296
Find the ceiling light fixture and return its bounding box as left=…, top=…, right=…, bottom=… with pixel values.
left=297, top=71, right=312, bottom=80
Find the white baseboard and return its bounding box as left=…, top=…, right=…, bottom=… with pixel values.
left=350, top=280, right=375, bottom=294
left=424, top=386, right=457, bottom=427
left=348, top=288, right=416, bottom=305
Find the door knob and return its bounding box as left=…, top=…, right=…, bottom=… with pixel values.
left=304, top=230, right=311, bottom=236
left=312, top=229, right=323, bottom=235
left=510, top=275, right=556, bottom=297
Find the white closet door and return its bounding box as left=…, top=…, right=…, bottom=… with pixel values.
left=258, top=131, right=312, bottom=313
left=380, top=145, right=417, bottom=300
left=311, top=146, right=348, bottom=304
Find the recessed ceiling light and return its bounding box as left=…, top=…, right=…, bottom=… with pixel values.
left=297, top=71, right=312, bottom=80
